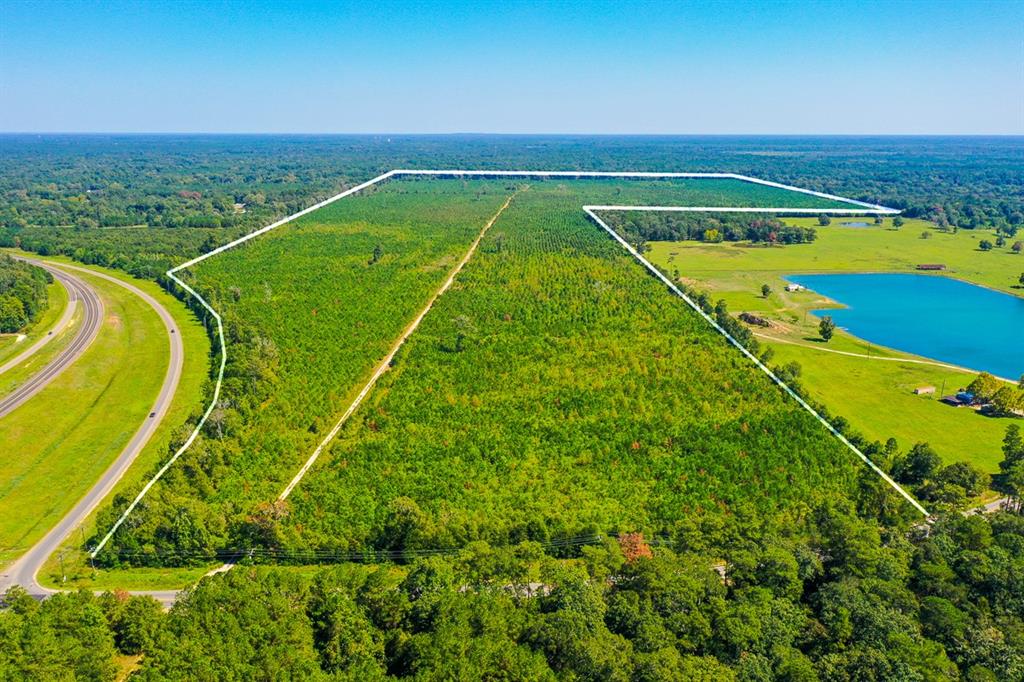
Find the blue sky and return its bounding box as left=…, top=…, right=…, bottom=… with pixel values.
left=1, top=0, right=1021, bottom=134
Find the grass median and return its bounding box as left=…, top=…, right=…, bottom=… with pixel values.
left=0, top=255, right=210, bottom=582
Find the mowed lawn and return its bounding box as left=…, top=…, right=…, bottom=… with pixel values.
left=0, top=278, right=69, bottom=367
left=645, top=217, right=1023, bottom=472
left=0, top=259, right=205, bottom=568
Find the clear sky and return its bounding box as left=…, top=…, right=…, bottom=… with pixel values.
left=1, top=0, right=1021, bottom=134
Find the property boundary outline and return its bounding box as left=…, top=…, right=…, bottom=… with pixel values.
left=90, top=170, right=920, bottom=559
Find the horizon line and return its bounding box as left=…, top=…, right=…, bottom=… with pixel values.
left=2, top=131, right=1023, bottom=138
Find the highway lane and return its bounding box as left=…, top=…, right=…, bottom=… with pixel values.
left=0, top=260, right=183, bottom=600
left=0, top=270, right=78, bottom=377
left=0, top=263, right=103, bottom=417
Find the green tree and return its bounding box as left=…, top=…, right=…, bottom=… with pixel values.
left=967, top=372, right=1003, bottom=403
left=893, top=215, right=905, bottom=228
left=0, top=295, right=26, bottom=333
left=818, top=316, right=836, bottom=342
left=761, top=283, right=771, bottom=298
left=979, top=239, right=993, bottom=251
left=817, top=214, right=831, bottom=226
left=369, top=243, right=383, bottom=264
left=893, top=442, right=942, bottom=485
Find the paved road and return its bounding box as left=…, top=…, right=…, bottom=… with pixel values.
left=0, top=271, right=79, bottom=377
left=0, top=263, right=103, bottom=417
left=0, top=260, right=184, bottom=601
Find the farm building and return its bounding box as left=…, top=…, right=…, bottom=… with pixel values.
left=913, top=386, right=936, bottom=395
left=785, top=283, right=805, bottom=292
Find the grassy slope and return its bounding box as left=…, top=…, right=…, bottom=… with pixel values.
left=645, top=217, right=1021, bottom=471
left=0, top=278, right=69, bottom=366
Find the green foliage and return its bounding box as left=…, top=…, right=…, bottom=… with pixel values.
left=0, top=254, right=49, bottom=332
left=0, top=588, right=121, bottom=681
left=281, top=184, right=859, bottom=557
left=9, top=509, right=1024, bottom=679
left=818, top=315, right=835, bottom=342
left=94, top=179, right=515, bottom=564
left=605, top=211, right=817, bottom=245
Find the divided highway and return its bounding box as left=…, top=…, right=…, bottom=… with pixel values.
left=0, top=262, right=103, bottom=418
left=0, top=260, right=184, bottom=599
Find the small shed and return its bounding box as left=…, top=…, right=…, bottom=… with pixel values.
left=785, top=283, right=805, bottom=292
left=913, top=386, right=936, bottom=395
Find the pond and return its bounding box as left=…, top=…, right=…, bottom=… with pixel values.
left=786, top=273, right=1024, bottom=380
left=839, top=221, right=871, bottom=227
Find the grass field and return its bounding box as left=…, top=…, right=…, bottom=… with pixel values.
left=644, top=217, right=1022, bottom=471
left=0, top=278, right=69, bottom=367
left=0, top=256, right=210, bottom=571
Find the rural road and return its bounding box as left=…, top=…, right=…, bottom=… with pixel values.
left=0, top=260, right=184, bottom=601
left=0, top=262, right=103, bottom=418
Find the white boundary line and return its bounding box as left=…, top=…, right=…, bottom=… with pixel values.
left=90, top=170, right=920, bottom=558
left=583, top=207, right=928, bottom=516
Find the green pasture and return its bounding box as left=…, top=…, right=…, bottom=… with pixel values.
left=645, top=217, right=1022, bottom=472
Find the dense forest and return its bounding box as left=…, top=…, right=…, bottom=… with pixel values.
left=0, top=254, right=50, bottom=333
left=602, top=212, right=817, bottom=246
left=2, top=135, right=1021, bottom=236
left=4, top=505, right=1023, bottom=680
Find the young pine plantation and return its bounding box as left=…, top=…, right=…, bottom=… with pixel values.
left=90, top=177, right=880, bottom=565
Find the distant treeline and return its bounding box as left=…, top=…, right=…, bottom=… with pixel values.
left=1, top=135, right=1021, bottom=236
left=0, top=254, right=50, bottom=333
left=604, top=211, right=817, bottom=245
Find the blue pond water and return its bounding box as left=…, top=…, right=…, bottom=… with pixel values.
left=786, top=273, right=1024, bottom=380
